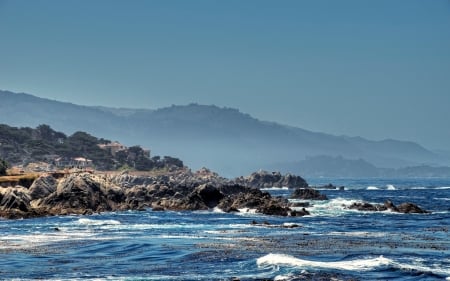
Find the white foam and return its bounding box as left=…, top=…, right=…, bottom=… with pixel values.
left=257, top=253, right=392, bottom=271
left=436, top=186, right=450, bottom=190
left=212, top=207, right=225, bottom=213
left=296, top=197, right=360, bottom=217
left=77, top=218, right=121, bottom=226
left=433, top=197, right=450, bottom=201
left=238, top=208, right=257, bottom=214
left=261, top=187, right=289, bottom=191
left=386, top=184, right=396, bottom=190
left=367, top=186, right=379, bottom=190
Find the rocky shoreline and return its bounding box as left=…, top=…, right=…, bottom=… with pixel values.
left=0, top=169, right=428, bottom=219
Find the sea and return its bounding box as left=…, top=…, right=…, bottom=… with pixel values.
left=1, top=178, right=449, bottom=281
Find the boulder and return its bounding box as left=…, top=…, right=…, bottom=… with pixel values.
left=290, top=188, right=328, bottom=200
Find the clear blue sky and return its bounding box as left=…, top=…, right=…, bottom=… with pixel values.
left=0, top=0, right=449, bottom=150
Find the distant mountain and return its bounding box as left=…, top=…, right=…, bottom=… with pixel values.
left=272, top=155, right=450, bottom=178
left=1, top=90, right=448, bottom=177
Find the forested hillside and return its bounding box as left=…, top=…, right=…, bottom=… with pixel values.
left=0, top=124, right=183, bottom=171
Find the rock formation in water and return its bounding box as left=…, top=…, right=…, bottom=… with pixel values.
left=233, top=170, right=308, bottom=189
left=0, top=169, right=299, bottom=219
left=345, top=200, right=428, bottom=214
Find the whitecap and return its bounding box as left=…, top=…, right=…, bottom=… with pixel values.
left=257, top=253, right=392, bottom=271
left=386, top=184, right=396, bottom=190
left=212, top=207, right=225, bottom=213
left=261, top=187, right=289, bottom=191
left=436, top=186, right=450, bottom=190
left=433, top=197, right=450, bottom=201
left=367, top=186, right=379, bottom=190
left=296, top=197, right=360, bottom=217
left=77, top=218, right=121, bottom=226
left=237, top=208, right=257, bottom=214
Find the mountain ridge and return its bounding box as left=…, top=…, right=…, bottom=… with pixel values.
left=0, top=90, right=447, bottom=176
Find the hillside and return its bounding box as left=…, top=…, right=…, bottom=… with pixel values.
left=0, top=90, right=448, bottom=176
left=0, top=123, right=183, bottom=171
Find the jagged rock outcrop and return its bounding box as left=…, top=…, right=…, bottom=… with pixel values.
left=29, top=175, right=57, bottom=200
left=0, top=170, right=303, bottom=218
left=290, top=188, right=328, bottom=200
left=346, top=200, right=428, bottom=214
left=234, top=170, right=308, bottom=189
left=35, top=173, right=125, bottom=215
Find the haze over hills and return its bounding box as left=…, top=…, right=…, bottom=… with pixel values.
left=1, top=90, right=449, bottom=177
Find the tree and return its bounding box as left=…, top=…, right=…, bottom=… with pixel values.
left=0, top=158, right=8, bottom=176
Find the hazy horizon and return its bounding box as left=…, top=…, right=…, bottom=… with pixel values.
left=1, top=0, right=449, bottom=150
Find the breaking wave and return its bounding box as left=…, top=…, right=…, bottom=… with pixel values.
left=257, top=253, right=392, bottom=271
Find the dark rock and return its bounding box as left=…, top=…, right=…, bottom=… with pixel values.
left=290, top=188, right=328, bottom=200
left=194, top=184, right=224, bottom=208
left=290, top=208, right=310, bottom=217
left=234, top=170, right=308, bottom=189
left=397, top=202, right=428, bottom=214
left=28, top=175, right=57, bottom=200
left=346, top=202, right=386, bottom=212
left=346, top=200, right=429, bottom=214
left=289, top=202, right=310, bottom=208
left=312, top=183, right=345, bottom=190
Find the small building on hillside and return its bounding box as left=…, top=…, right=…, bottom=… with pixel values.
left=54, top=156, right=93, bottom=169
left=98, top=141, right=127, bottom=156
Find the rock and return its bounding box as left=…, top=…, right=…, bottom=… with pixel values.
left=290, top=188, right=328, bottom=200
left=0, top=187, right=32, bottom=213
left=28, top=175, right=57, bottom=200
left=346, top=202, right=385, bottom=212
left=346, top=200, right=429, bottom=214
left=397, top=202, right=428, bottom=214
left=383, top=200, right=399, bottom=212
left=289, top=202, right=310, bottom=208
left=234, top=170, right=308, bottom=189
left=37, top=173, right=119, bottom=214
left=256, top=199, right=290, bottom=216
left=194, top=184, right=224, bottom=208
left=311, top=183, right=345, bottom=190
left=290, top=208, right=310, bottom=217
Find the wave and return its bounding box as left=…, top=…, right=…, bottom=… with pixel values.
left=436, top=186, right=450, bottom=190
left=257, top=254, right=450, bottom=277
left=366, top=186, right=379, bottom=190
left=257, top=253, right=392, bottom=271
left=386, top=184, right=396, bottom=190
left=77, top=218, right=121, bottom=226
left=261, top=187, right=290, bottom=191
left=293, top=197, right=360, bottom=217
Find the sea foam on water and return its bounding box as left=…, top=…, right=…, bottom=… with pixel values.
left=257, top=253, right=393, bottom=271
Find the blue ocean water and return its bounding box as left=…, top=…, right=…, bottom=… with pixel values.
left=1, top=178, right=449, bottom=280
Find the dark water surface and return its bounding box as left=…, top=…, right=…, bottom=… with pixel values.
left=1, top=178, right=449, bottom=280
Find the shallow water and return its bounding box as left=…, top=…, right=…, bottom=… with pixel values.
left=1, top=178, right=449, bottom=280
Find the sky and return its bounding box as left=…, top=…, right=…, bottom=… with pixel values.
left=0, top=0, right=449, bottom=150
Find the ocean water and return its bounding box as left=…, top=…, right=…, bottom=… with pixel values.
left=1, top=178, right=449, bottom=280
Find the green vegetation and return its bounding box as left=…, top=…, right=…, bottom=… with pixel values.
left=0, top=158, right=8, bottom=176
left=0, top=124, right=183, bottom=171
